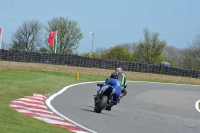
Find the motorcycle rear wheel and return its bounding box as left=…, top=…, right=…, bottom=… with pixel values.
left=94, top=95, right=108, bottom=113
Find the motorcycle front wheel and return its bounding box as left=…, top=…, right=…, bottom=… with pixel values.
left=94, top=95, right=108, bottom=113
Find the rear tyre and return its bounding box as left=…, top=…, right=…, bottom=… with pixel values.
left=94, top=96, right=108, bottom=113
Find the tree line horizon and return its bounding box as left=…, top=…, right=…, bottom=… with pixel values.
left=1, top=16, right=200, bottom=70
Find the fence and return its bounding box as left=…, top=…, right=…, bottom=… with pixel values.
left=0, top=49, right=199, bottom=78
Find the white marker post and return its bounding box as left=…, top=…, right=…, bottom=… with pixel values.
left=55, top=30, right=57, bottom=54
left=0, top=28, right=3, bottom=49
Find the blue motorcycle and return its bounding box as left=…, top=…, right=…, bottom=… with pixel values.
left=94, top=83, right=114, bottom=113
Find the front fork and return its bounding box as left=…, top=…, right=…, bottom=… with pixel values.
left=94, top=92, right=101, bottom=106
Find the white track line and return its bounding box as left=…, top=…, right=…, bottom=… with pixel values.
left=46, top=82, right=98, bottom=133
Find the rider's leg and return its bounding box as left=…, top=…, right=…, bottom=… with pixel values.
left=123, top=88, right=127, bottom=95
left=112, top=91, right=120, bottom=105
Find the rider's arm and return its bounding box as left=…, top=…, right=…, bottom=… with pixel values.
left=105, top=78, right=111, bottom=84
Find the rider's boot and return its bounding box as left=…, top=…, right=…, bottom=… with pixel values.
left=118, top=93, right=124, bottom=103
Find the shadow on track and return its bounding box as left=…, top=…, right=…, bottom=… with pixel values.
left=84, top=105, right=95, bottom=108
left=79, top=108, right=96, bottom=113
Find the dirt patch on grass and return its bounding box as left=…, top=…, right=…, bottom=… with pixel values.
left=0, top=61, right=200, bottom=85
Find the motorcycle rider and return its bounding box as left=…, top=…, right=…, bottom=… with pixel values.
left=115, top=67, right=127, bottom=102
left=96, top=72, right=122, bottom=106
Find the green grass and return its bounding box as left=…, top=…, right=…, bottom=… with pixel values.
left=0, top=70, right=107, bottom=133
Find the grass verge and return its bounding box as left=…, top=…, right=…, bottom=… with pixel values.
left=0, top=70, right=107, bottom=133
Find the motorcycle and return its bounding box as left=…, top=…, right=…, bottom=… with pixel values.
left=94, top=83, right=114, bottom=113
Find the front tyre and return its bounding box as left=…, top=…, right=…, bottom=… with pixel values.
left=94, top=95, right=108, bottom=113
left=105, top=105, right=111, bottom=111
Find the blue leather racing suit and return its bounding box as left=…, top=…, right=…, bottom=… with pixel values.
left=98, top=78, right=122, bottom=105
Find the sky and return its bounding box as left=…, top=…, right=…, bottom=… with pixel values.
left=1, top=0, right=200, bottom=54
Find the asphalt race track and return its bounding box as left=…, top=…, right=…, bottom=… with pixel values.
left=50, top=82, right=200, bottom=133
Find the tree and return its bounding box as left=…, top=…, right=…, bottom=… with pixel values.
left=1, top=41, right=9, bottom=50
left=134, top=28, right=166, bottom=64
left=39, top=47, right=49, bottom=53
left=162, top=46, right=183, bottom=67
left=80, top=52, right=101, bottom=58
left=101, top=46, right=134, bottom=61
left=95, top=47, right=109, bottom=55
left=11, top=20, right=43, bottom=51
left=45, top=17, right=83, bottom=54
left=182, top=32, right=200, bottom=70
left=118, top=43, right=137, bottom=54
left=181, top=48, right=194, bottom=69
